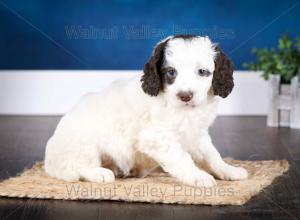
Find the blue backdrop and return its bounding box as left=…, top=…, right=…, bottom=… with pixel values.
left=0, top=0, right=299, bottom=70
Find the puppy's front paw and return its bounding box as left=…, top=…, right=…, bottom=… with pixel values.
left=216, top=165, right=248, bottom=181
left=180, top=170, right=217, bottom=188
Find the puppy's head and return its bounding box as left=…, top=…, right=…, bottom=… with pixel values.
left=141, top=35, right=234, bottom=107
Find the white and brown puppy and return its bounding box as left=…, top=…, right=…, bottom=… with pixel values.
left=45, top=35, right=248, bottom=187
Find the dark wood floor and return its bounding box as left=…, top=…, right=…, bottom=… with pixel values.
left=0, top=116, right=299, bottom=220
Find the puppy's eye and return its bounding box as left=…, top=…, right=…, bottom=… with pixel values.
left=198, top=69, right=211, bottom=77
left=166, top=69, right=177, bottom=78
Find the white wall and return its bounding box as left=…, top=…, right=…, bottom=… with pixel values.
left=0, top=70, right=268, bottom=115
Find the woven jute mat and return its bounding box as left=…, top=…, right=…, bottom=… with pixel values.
left=0, top=159, right=289, bottom=205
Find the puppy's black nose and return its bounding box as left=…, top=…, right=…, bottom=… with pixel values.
left=177, top=91, right=193, bottom=102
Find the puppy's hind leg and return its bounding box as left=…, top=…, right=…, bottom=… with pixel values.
left=46, top=135, right=115, bottom=183
left=76, top=145, right=115, bottom=183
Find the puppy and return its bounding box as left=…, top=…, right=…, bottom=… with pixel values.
left=44, top=35, right=248, bottom=187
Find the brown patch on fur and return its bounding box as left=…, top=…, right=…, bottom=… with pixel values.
left=161, top=67, right=177, bottom=85
left=172, top=34, right=197, bottom=40
left=141, top=40, right=169, bottom=96
left=101, top=154, right=124, bottom=178
left=212, top=46, right=234, bottom=98
left=101, top=152, right=160, bottom=178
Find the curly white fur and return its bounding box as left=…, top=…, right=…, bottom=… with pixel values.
left=44, top=36, right=248, bottom=187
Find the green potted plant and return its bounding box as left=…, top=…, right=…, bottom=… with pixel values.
left=243, top=34, right=300, bottom=128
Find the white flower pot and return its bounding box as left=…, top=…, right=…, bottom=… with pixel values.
left=267, top=74, right=300, bottom=129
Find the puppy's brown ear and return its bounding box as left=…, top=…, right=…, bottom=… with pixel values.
left=141, top=40, right=168, bottom=96
left=212, top=46, right=234, bottom=98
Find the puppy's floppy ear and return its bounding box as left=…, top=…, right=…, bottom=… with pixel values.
left=212, top=46, right=234, bottom=98
left=141, top=40, right=168, bottom=96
